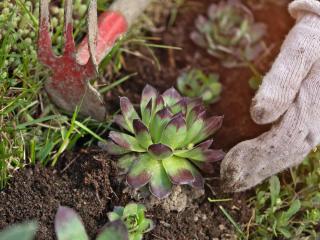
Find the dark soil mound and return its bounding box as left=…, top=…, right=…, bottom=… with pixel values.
left=0, top=148, right=130, bottom=239
left=0, top=148, right=251, bottom=240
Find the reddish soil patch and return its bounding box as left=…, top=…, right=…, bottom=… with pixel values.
left=1, top=0, right=294, bottom=239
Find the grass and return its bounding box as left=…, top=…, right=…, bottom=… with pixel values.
left=245, top=151, right=320, bottom=239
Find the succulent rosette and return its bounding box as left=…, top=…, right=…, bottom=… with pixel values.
left=105, top=85, right=224, bottom=199
left=177, top=68, right=222, bottom=104
left=190, top=0, right=266, bottom=68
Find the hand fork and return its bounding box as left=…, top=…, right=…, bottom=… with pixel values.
left=38, top=0, right=151, bottom=121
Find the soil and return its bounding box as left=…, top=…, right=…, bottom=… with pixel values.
left=0, top=0, right=294, bottom=239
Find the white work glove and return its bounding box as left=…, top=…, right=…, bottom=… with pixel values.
left=221, top=0, right=320, bottom=192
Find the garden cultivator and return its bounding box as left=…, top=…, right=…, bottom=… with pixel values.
left=38, top=0, right=151, bottom=121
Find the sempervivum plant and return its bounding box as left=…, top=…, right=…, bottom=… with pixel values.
left=55, top=206, right=128, bottom=240
left=190, top=0, right=266, bottom=68
left=177, top=68, right=222, bottom=104
left=108, top=203, right=154, bottom=240
left=105, top=85, right=224, bottom=199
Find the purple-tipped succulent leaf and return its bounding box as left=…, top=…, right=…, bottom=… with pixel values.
left=109, top=131, right=145, bottom=152
left=148, top=143, right=173, bottom=160
left=185, top=111, right=206, bottom=144
left=99, top=141, right=130, bottom=155
left=193, top=116, right=223, bottom=144
left=133, top=119, right=152, bottom=149
left=120, top=97, right=140, bottom=133
left=197, top=139, right=214, bottom=149
left=118, top=154, right=136, bottom=173
left=127, top=154, right=155, bottom=189
left=141, top=84, right=158, bottom=113
left=160, top=113, right=187, bottom=149
left=141, top=99, right=153, bottom=127
left=162, top=156, right=195, bottom=185
left=114, top=115, right=131, bottom=132
left=149, top=162, right=172, bottom=199
left=175, top=147, right=225, bottom=163
left=96, top=220, right=129, bottom=240
left=55, top=206, right=88, bottom=240
left=155, top=95, right=165, bottom=113
left=149, top=107, right=173, bottom=142
left=162, top=87, right=182, bottom=107
left=189, top=167, right=204, bottom=189
left=170, top=98, right=188, bottom=115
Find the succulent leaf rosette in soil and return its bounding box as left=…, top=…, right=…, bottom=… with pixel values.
left=106, top=85, right=225, bottom=199
left=190, top=0, right=266, bottom=68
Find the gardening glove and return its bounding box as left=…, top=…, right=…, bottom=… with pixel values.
left=221, top=0, right=320, bottom=192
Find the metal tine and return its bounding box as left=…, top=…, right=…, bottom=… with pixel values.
left=87, top=0, right=99, bottom=72
left=38, top=0, right=57, bottom=66
left=63, top=0, right=76, bottom=56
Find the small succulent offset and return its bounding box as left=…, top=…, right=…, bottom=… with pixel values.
left=177, top=68, right=222, bottom=104
left=55, top=206, right=128, bottom=240
left=105, top=85, right=224, bottom=199
left=108, top=203, right=154, bottom=240
left=190, top=0, right=266, bottom=68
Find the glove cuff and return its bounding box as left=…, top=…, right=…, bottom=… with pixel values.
left=289, top=0, right=320, bottom=19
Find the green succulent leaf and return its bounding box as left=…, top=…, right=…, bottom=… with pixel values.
left=140, top=84, right=158, bottom=116
left=185, top=111, right=206, bottom=144
left=0, top=221, right=38, bottom=240
left=107, top=212, right=121, bottom=222
left=133, top=119, right=152, bottom=149
left=148, top=144, right=173, bottom=160
left=123, top=203, right=142, bottom=217
left=160, top=113, right=187, bottom=149
left=149, top=107, right=173, bottom=142
left=192, top=161, right=215, bottom=174
left=141, top=99, right=153, bottom=127
left=154, top=95, right=165, bottom=113
left=109, top=131, right=145, bottom=152
left=96, top=220, right=129, bottom=240
left=175, top=146, right=225, bottom=163
left=127, top=154, right=156, bottom=189
left=192, top=116, right=223, bottom=144
left=54, top=206, right=88, bottom=240
left=99, top=141, right=130, bottom=155
left=149, top=161, right=172, bottom=199
left=188, top=165, right=204, bottom=189
left=170, top=98, right=188, bottom=115
left=138, top=219, right=154, bottom=233
left=118, top=154, right=136, bottom=173
left=162, top=87, right=182, bottom=107
left=120, top=97, right=140, bottom=133
left=162, top=156, right=195, bottom=185
left=114, top=115, right=131, bottom=132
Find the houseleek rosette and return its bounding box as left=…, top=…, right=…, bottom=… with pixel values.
left=105, top=85, right=225, bottom=199
left=190, top=0, right=266, bottom=68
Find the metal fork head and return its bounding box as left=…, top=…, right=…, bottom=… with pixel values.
left=38, top=0, right=106, bottom=121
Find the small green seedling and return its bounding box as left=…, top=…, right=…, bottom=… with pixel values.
left=190, top=0, right=266, bottom=67
left=177, top=68, right=222, bottom=104
left=55, top=206, right=129, bottom=240
left=103, top=84, right=224, bottom=199
left=0, top=221, right=38, bottom=240
left=108, top=203, right=154, bottom=240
